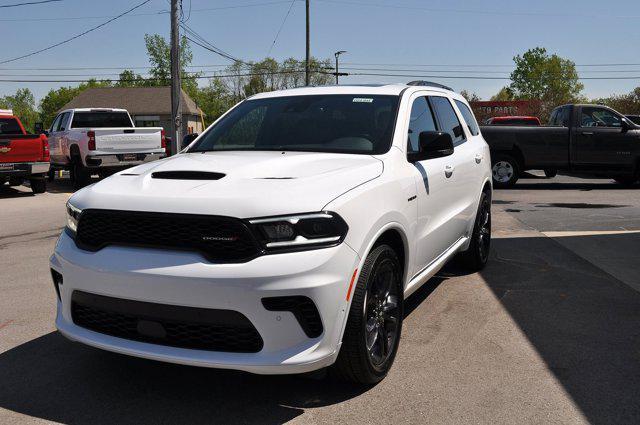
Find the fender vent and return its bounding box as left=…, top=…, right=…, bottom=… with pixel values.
left=151, top=171, right=225, bottom=180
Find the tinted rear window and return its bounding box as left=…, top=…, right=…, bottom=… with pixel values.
left=492, top=119, right=539, bottom=126
left=0, top=118, right=22, bottom=135
left=71, top=111, right=132, bottom=128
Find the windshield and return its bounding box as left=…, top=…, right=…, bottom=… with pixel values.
left=189, top=94, right=400, bottom=154
left=71, top=111, right=133, bottom=128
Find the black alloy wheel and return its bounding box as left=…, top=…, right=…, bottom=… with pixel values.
left=457, top=190, right=491, bottom=271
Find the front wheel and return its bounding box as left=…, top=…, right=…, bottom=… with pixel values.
left=491, top=155, right=520, bottom=188
left=71, top=159, right=91, bottom=189
left=333, top=244, right=403, bottom=384
left=457, top=190, right=491, bottom=271
left=614, top=176, right=638, bottom=186
left=544, top=169, right=557, bottom=178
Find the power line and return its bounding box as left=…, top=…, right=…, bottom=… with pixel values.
left=267, top=0, right=297, bottom=56
left=0, top=69, right=324, bottom=83
left=0, top=0, right=152, bottom=65
left=0, top=0, right=295, bottom=22
left=344, top=71, right=640, bottom=81
left=0, top=0, right=60, bottom=8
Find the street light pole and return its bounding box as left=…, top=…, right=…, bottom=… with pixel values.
left=170, top=0, right=182, bottom=156
left=334, top=50, right=346, bottom=84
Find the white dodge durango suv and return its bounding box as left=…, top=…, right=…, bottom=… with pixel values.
left=50, top=82, right=492, bottom=384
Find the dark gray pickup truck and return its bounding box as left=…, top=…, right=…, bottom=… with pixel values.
left=481, top=104, right=640, bottom=187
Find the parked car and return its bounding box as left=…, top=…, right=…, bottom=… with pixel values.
left=0, top=109, right=50, bottom=194
left=626, top=115, right=640, bottom=125
left=485, top=116, right=541, bottom=126
left=50, top=82, right=492, bottom=384
left=47, top=108, right=166, bottom=188
left=481, top=104, right=640, bottom=187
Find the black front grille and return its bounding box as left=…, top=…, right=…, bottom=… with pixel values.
left=71, top=291, right=263, bottom=353
left=75, top=209, right=261, bottom=262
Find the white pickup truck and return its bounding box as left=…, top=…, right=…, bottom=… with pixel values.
left=47, top=108, right=166, bottom=187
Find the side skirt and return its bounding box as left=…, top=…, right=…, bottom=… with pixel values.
left=404, top=237, right=468, bottom=298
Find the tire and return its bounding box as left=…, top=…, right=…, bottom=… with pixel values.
left=47, top=169, right=56, bottom=182
left=491, top=154, right=520, bottom=188
left=544, top=169, right=557, bottom=178
left=457, top=190, right=492, bottom=271
left=30, top=178, right=47, bottom=194
left=333, top=244, right=403, bottom=384
left=71, top=158, right=91, bottom=189
left=614, top=176, right=638, bottom=186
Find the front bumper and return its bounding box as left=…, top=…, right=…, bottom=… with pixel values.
left=84, top=152, right=165, bottom=169
left=50, top=231, right=360, bottom=374
left=0, top=161, right=50, bottom=177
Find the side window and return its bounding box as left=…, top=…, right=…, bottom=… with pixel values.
left=580, top=107, right=622, bottom=128
left=407, top=96, right=437, bottom=153
left=549, top=107, right=569, bottom=127
left=59, top=112, right=71, bottom=131
left=549, top=109, right=559, bottom=126
left=430, top=96, right=465, bottom=145
left=454, top=100, right=480, bottom=136
left=50, top=114, right=62, bottom=132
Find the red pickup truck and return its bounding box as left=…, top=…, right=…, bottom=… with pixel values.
left=0, top=110, right=50, bottom=194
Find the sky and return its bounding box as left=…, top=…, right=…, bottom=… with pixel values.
left=1, top=0, right=639, bottom=104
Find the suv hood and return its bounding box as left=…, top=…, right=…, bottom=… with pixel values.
left=72, top=151, right=383, bottom=218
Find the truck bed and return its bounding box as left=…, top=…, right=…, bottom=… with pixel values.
left=480, top=125, right=569, bottom=169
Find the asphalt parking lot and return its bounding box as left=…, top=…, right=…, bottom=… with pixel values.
left=1, top=173, right=639, bottom=425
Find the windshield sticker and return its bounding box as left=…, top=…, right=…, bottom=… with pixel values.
left=352, top=98, right=374, bottom=103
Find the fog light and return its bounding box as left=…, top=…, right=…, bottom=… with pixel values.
left=51, top=269, right=63, bottom=301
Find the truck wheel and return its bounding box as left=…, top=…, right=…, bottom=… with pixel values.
left=8, top=177, right=23, bottom=187
left=71, top=159, right=91, bottom=189
left=333, top=244, right=403, bottom=384
left=614, top=176, right=638, bottom=186
left=47, top=169, right=56, bottom=182
left=544, top=169, right=557, bottom=178
left=30, top=178, right=47, bottom=194
left=456, top=190, right=491, bottom=271
left=491, top=155, right=520, bottom=188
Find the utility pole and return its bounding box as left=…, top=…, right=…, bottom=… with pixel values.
left=170, top=0, right=182, bottom=156
left=334, top=50, right=346, bottom=84
left=305, top=0, right=310, bottom=86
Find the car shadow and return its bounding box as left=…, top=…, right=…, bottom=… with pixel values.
left=479, top=232, right=640, bottom=424
left=0, top=185, right=35, bottom=199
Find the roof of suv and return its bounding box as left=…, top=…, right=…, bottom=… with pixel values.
left=249, top=83, right=457, bottom=100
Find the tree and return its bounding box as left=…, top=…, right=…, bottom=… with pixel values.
left=193, top=77, right=234, bottom=125
left=509, top=47, right=584, bottom=116
left=144, top=33, right=198, bottom=96
left=593, top=87, right=640, bottom=115
left=0, top=88, right=39, bottom=132
left=460, top=90, right=481, bottom=103
left=490, top=86, right=514, bottom=101
left=115, top=69, right=148, bottom=87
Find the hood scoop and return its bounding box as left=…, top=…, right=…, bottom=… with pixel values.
left=151, top=171, right=226, bottom=180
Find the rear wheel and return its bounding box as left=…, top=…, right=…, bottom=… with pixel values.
left=30, top=178, right=46, bottom=194
left=457, top=190, right=491, bottom=271
left=333, top=244, right=403, bottom=384
left=71, top=158, right=91, bottom=189
left=544, top=169, right=557, bottom=178
left=47, top=169, right=56, bottom=182
left=491, top=154, right=520, bottom=188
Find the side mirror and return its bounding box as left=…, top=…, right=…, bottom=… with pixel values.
left=34, top=122, right=44, bottom=134
left=182, top=133, right=198, bottom=148
left=408, top=131, right=454, bottom=162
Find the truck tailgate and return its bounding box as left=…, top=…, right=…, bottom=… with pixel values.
left=93, top=128, right=162, bottom=152
left=0, top=134, right=43, bottom=164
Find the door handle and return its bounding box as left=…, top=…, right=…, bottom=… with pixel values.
left=582, top=132, right=594, bottom=136
left=475, top=153, right=483, bottom=164
left=445, top=165, right=454, bottom=178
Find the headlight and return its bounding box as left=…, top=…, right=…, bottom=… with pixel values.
left=66, top=201, right=82, bottom=237
left=248, top=212, right=348, bottom=252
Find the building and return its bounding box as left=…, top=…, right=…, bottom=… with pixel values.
left=60, top=86, right=205, bottom=135
left=470, top=100, right=542, bottom=124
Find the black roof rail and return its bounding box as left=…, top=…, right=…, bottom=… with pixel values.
left=406, top=80, right=453, bottom=91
